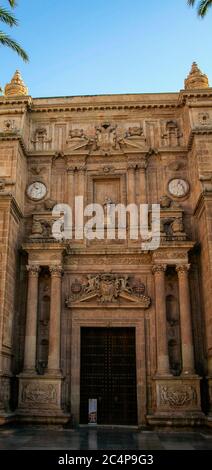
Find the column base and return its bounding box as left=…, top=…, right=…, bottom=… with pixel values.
left=206, top=376, right=212, bottom=427
left=0, top=410, right=15, bottom=426
left=147, top=375, right=205, bottom=427
left=0, top=373, right=15, bottom=425
left=17, top=373, right=70, bottom=424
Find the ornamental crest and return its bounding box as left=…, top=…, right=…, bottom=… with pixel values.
left=66, top=274, right=151, bottom=307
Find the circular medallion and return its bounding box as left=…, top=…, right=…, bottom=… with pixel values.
left=26, top=182, right=47, bottom=201
left=168, top=178, right=189, bottom=198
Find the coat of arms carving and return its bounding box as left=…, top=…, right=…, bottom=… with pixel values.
left=66, top=274, right=151, bottom=307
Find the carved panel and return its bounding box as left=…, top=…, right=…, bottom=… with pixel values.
left=158, top=384, right=197, bottom=409
left=21, top=383, right=57, bottom=405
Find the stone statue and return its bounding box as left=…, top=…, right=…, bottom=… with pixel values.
left=171, top=218, right=184, bottom=234
left=160, top=195, right=172, bottom=209
left=30, top=220, right=43, bottom=237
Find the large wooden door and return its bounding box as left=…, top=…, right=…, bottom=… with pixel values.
left=80, top=327, right=137, bottom=425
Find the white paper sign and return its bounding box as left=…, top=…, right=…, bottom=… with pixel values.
left=88, top=398, right=97, bottom=424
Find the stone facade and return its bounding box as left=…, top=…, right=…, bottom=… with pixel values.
left=0, top=64, right=212, bottom=426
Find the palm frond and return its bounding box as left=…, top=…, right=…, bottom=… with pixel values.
left=8, top=0, right=17, bottom=7
left=187, top=0, right=212, bottom=16
left=198, top=0, right=212, bottom=16
left=0, top=31, right=29, bottom=61
left=0, top=7, right=18, bottom=26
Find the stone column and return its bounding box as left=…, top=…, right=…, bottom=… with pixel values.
left=152, top=264, right=170, bottom=375
left=176, top=264, right=195, bottom=374
left=137, top=162, right=147, bottom=204
left=67, top=166, right=75, bottom=210
left=48, top=265, right=63, bottom=374
left=23, top=265, right=40, bottom=372
left=127, top=163, right=136, bottom=204
left=77, top=165, right=86, bottom=200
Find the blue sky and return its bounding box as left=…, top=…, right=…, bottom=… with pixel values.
left=0, top=0, right=211, bottom=97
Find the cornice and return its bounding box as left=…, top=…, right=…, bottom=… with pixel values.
left=0, top=96, right=32, bottom=107
left=178, top=88, right=212, bottom=107
left=29, top=102, right=179, bottom=114
left=0, top=90, right=211, bottom=113
left=0, top=193, right=23, bottom=221
left=194, top=191, right=212, bottom=217
left=187, top=126, right=212, bottom=150
left=0, top=132, right=27, bottom=155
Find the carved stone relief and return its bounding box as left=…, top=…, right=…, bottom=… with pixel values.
left=159, top=385, right=197, bottom=408
left=2, top=119, right=18, bottom=133
left=21, top=383, right=57, bottom=404
left=31, top=127, right=52, bottom=151
left=66, top=274, right=151, bottom=307
left=162, top=121, right=182, bottom=147
left=198, top=112, right=211, bottom=126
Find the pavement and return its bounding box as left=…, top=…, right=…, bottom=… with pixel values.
left=0, top=425, right=212, bottom=450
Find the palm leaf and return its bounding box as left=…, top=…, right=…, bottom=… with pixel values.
left=198, top=0, right=212, bottom=16
left=8, top=1, right=17, bottom=7
left=187, top=0, right=212, bottom=16
left=0, top=7, right=18, bottom=26
left=0, top=31, right=29, bottom=61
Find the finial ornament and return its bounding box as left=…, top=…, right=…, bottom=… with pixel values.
left=4, top=70, right=28, bottom=97
left=184, top=62, right=209, bottom=90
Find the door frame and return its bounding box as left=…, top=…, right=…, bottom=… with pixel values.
left=70, top=310, right=147, bottom=427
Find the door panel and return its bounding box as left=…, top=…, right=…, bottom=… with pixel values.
left=80, top=327, right=137, bottom=425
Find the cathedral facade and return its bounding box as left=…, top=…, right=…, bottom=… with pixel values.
left=0, top=63, right=212, bottom=427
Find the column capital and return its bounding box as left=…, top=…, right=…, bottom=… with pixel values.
left=49, top=265, right=63, bottom=277
left=176, top=264, right=190, bottom=275
left=67, top=166, right=75, bottom=174
left=152, top=264, right=167, bottom=275
left=127, top=163, right=136, bottom=170
left=76, top=165, right=86, bottom=173
left=137, top=160, right=147, bottom=170
left=26, top=265, right=40, bottom=277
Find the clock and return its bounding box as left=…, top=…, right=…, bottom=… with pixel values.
left=27, top=181, right=47, bottom=201
left=168, top=178, right=189, bottom=198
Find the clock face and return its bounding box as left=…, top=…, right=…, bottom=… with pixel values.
left=168, top=178, right=189, bottom=198
left=27, top=182, right=47, bottom=201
